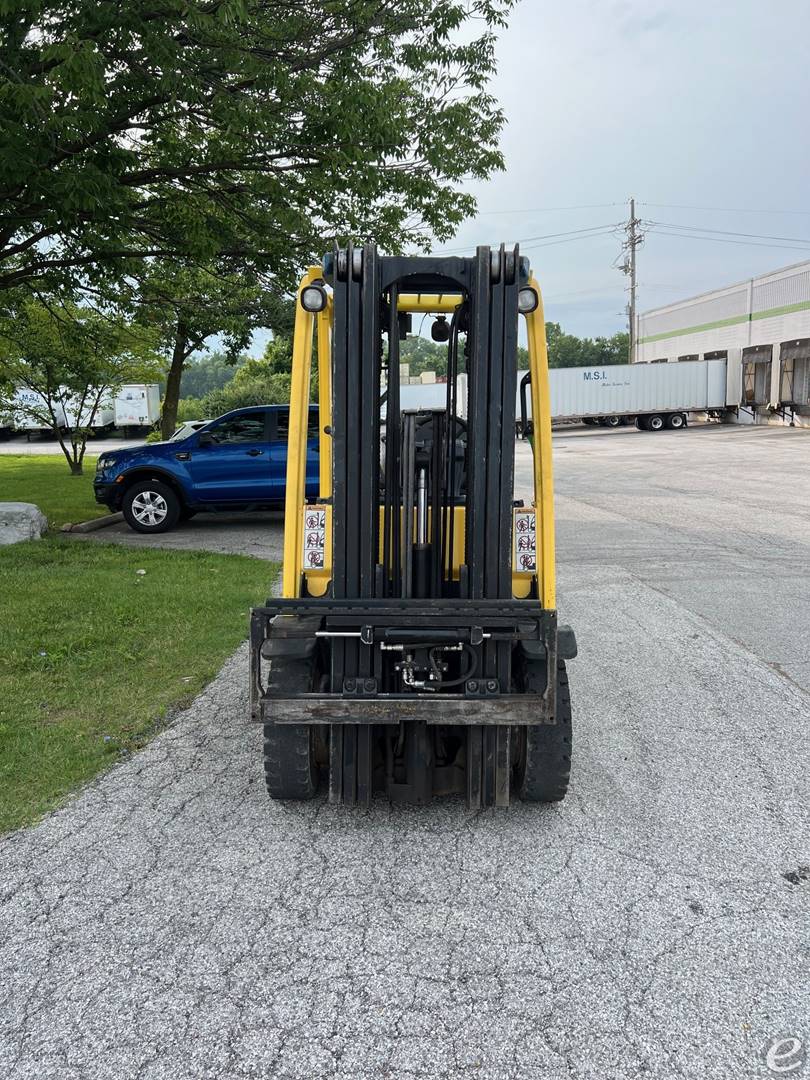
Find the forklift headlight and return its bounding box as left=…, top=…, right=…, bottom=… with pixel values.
left=518, top=287, right=539, bottom=314
left=301, top=284, right=328, bottom=313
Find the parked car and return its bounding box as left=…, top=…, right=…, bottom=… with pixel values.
left=94, top=405, right=320, bottom=533
left=170, top=419, right=209, bottom=441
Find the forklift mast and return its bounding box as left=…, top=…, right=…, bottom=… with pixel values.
left=250, top=243, right=576, bottom=808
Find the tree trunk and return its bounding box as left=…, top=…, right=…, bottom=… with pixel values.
left=161, top=319, right=188, bottom=440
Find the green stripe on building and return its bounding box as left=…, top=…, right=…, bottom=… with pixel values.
left=639, top=298, right=810, bottom=345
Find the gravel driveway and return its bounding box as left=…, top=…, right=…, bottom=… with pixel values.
left=2, top=425, right=808, bottom=1079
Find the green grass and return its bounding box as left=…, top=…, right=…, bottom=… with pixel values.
left=0, top=537, right=277, bottom=833
left=0, top=454, right=105, bottom=528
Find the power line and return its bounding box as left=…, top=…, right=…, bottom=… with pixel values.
left=645, top=228, right=810, bottom=253
left=474, top=202, right=625, bottom=216
left=647, top=220, right=810, bottom=245
left=435, top=223, right=621, bottom=255
left=519, top=223, right=621, bottom=245
left=522, top=230, right=619, bottom=251
left=641, top=201, right=810, bottom=216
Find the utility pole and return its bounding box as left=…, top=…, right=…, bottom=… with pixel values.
left=620, top=197, right=643, bottom=362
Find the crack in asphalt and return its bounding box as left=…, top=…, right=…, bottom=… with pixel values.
left=1, top=571, right=808, bottom=1080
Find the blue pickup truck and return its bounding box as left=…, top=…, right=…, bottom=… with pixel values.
left=94, top=405, right=320, bottom=533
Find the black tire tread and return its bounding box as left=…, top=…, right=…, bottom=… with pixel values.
left=518, top=658, right=572, bottom=803
left=262, top=658, right=318, bottom=800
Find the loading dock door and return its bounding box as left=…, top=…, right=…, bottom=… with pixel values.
left=742, top=346, right=772, bottom=406
left=779, top=339, right=810, bottom=409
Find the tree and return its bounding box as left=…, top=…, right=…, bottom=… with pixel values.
left=201, top=355, right=292, bottom=417
left=0, top=1, right=514, bottom=298
left=179, top=351, right=246, bottom=399
left=545, top=323, right=629, bottom=369
left=0, top=298, right=162, bottom=473
left=127, top=261, right=290, bottom=438
left=261, top=335, right=294, bottom=376
left=399, top=335, right=448, bottom=377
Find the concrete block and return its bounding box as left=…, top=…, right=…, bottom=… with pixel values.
left=0, top=502, right=48, bottom=545
left=420, top=371, right=436, bottom=384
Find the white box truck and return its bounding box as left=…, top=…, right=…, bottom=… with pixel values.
left=113, top=384, right=161, bottom=430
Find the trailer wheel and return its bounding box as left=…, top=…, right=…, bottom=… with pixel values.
left=606, top=415, right=622, bottom=428
left=515, top=658, right=572, bottom=803
left=635, top=416, right=648, bottom=430
left=263, top=657, right=319, bottom=800
left=647, top=414, right=665, bottom=431
left=667, top=412, right=686, bottom=429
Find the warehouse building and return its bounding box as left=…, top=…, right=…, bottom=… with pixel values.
left=636, top=260, right=810, bottom=426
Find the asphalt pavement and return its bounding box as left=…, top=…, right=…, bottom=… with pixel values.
left=0, top=434, right=147, bottom=455
left=1, top=423, right=808, bottom=1080
left=77, top=508, right=287, bottom=562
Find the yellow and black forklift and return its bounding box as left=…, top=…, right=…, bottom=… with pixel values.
left=249, top=244, right=576, bottom=808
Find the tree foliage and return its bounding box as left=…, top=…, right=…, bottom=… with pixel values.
left=396, top=323, right=629, bottom=378
left=180, top=350, right=247, bottom=399
left=199, top=349, right=295, bottom=417
left=399, top=335, right=448, bottom=376
left=127, top=260, right=288, bottom=436
left=546, top=323, right=629, bottom=369
left=0, top=298, right=163, bottom=472
left=260, top=335, right=294, bottom=376
left=0, top=0, right=514, bottom=296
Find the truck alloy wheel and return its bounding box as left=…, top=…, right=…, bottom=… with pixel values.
left=123, top=480, right=181, bottom=533
left=132, top=490, right=167, bottom=526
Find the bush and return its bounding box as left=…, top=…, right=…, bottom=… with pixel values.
left=145, top=430, right=163, bottom=443
left=201, top=374, right=292, bottom=417
left=175, top=397, right=206, bottom=422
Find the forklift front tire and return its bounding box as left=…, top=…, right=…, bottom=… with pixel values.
left=262, top=658, right=319, bottom=800
left=516, top=658, right=572, bottom=803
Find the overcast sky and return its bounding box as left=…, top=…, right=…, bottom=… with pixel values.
left=440, top=0, right=810, bottom=337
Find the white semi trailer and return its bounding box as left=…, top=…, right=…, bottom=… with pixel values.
left=540, top=356, right=735, bottom=431
left=11, top=387, right=115, bottom=436
left=396, top=357, right=742, bottom=434
left=63, top=395, right=115, bottom=432
left=11, top=388, right=68, bottom=435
